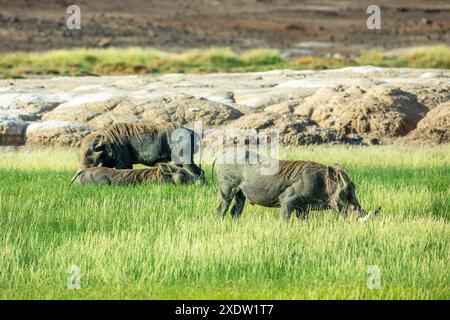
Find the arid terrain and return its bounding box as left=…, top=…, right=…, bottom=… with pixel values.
left=0, top=0, right=449, bottom=54
left=1, top=67, right=449, bottom=147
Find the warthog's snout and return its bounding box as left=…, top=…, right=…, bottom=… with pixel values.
left=196, top=171, right=206, bottom=185
left=180, top=164, right=205, bottom=185
left=357, top=207, right=381, bottom=222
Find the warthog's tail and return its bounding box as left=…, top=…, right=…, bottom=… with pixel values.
left=69, top=170, right=83, bottom=186
left=211, top=158, right=217, bottom=193
left=198, top=134, right=202, bottom=173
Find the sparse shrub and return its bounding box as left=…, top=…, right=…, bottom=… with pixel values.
left=357, top=50, right=384, bottom=65
left=0, top=45, right=448, bottom=78
left=240, top=49, right=283, bottom=65
left=402, top=45, right=450, bottom=69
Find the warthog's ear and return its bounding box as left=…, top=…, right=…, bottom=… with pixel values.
left=92, top=135, right=116, bottom=160
left=337, top=171, right=349, bottom=188
left=332, top=164, right=350, bottom=188
left=89, top=135, right=103, bottom=150
left=326, top=166, right=338, bottom=182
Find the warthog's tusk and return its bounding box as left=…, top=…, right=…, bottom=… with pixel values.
left=358, top=207, right=381, bottom=223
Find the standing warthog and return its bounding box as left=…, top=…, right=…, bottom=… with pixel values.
left=213, top=153, right=379, bottom=221
left=77, top=122, right=204, bottom=183
left=70, top=163, right=199, bottom=186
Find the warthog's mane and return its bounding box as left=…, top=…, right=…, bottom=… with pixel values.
left=277, top=161, right=351, bottom=194
left=84, top=122, right=177, bottom=147
left=277, top=160, right=325, bottom=178
left=102, top=122, right=177, bottom=145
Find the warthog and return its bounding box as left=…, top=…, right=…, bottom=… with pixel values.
left=77, top=122, right=204, bottom=183
left=213, top=153, right=379, bottom=221
left=70, top=163, right=200, bottom=186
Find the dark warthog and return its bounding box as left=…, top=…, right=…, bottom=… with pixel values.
left=70, top=163, right=199, bottom=186
left=77, top=122, right=204, bottom=182
left=213, top=153, right=379, bottom=221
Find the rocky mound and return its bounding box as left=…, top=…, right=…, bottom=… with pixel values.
left=25, top=121, right=91, bottom=147
left=42, top=96, right=123, bottom=123
left=87, top=97, right=149, bottom=128
left=138, top=95, right=244, bottom=127
left=407, top=102, right=450, bottom=144
left=295, top=86, right=427, bottom=142
left=413, top=84, right=450, bottom=110
left=44, top=94, right=244, bottom=130
left=17, top=101, right=61, bottom=118
left=0, top=69, right=449, bottom=147
left=221, top=112, right=362, bottom=145
left=0, top=115, right=29, bottom=145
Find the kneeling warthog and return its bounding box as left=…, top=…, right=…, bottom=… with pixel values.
left=70, top=163, right=200, bottom=186
left=214, top=154, right=379, bottom=221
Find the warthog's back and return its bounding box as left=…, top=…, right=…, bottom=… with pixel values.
left=244, top=160, right=327, bottom=206
left=75, top=167, right=164, bottom=185
left=217, top=159, right=328, bottom=207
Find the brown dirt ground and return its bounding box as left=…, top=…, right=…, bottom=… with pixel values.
left=0, top=0, right=449, bottom=53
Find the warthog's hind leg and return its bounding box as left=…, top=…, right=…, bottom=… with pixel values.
left=217, top=197, right=232, bottom=219
left=217, top=185, right=237, bottom=219
left=231, top=190, right=246, bottom=219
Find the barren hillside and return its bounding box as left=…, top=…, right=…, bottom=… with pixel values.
left=0, top=0, right=449, bottom=53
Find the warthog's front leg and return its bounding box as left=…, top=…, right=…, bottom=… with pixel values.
left=295, top=207, right=309, bottom=220
left=115, top=160, right=132, bottom=170
left=279, top=187, right=299, bottom=221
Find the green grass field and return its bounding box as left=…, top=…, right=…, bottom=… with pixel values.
left=0, top=145, right=449, bottom=299
left=1, top=45, right=449, bottom=78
